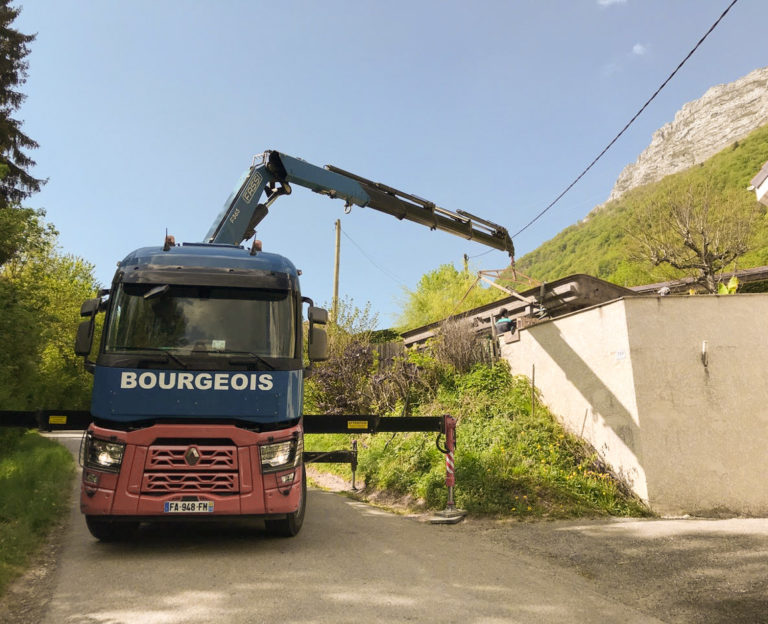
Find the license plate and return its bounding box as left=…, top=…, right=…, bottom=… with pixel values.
left=164, top=501, right=214, bottom=513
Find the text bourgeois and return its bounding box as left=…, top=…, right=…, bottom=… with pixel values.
left=120, top=371, right=274, bottom=391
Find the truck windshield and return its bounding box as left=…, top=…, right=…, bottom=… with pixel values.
left=104, top=283, right=297, bottom=359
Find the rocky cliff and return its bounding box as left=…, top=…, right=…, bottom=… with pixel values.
left=607, top=66, right=768, bottom=202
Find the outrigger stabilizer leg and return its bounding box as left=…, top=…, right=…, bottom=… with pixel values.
left=430, top=415, right=467, bottom=525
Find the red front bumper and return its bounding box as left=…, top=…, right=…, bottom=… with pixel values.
left=80, top=422, right=303, bottom=519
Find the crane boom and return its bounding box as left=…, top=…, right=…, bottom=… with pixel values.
left=205, top=150, right=514, bottom=258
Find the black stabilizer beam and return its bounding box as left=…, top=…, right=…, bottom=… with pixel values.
left=0, top=412, right=446, bottom=435
left=302, top=414, right=446, bottom=434
left=0, top=410, right=92, bottom=431
left=302, top=415, right=447, bottom=480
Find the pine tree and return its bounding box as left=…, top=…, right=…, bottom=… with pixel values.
left=0, top=0, right=42, bottom=207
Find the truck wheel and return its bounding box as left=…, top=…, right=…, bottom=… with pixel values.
left=265, top=466, right=306, bottom=538
left=85, top=516, right=138, bottom=542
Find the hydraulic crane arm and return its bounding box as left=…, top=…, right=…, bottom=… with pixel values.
left=205, top=150, right=514, bottom=258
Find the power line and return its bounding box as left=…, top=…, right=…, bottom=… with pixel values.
left=340, top=226, right=408, bottom=287
left=466, top=248, right=494, bottom=260
left=468, top=191, right=604, bottom=259
left=511, top=0, right=740, bottom=240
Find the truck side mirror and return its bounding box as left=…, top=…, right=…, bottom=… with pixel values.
left=75, top=319, right=94, bottom=357
left=80, top=298, right=100, bottom=317
left=308, top=306, right=328, bottom=325
left=308, top=326, right=328, bottom=362
left=305, top=303, right=329, bottom=362
left=76, top=296, right=102, bottom=372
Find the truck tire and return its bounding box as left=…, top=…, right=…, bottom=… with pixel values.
left=85, top=516, right=139, bottom=542
left=265, top=466, right=306, bottom=538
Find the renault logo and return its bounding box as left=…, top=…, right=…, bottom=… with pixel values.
left=184, top=447, right=201, bottom=466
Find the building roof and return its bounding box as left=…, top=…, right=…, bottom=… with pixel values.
left=630, top=265, right=768, bottom=295
left=401, top=266, right=768, bottom=347
left=401, top=274, right=635, bottom=347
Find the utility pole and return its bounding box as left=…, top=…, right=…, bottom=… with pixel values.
left=332, top=219, right=340, bottom=324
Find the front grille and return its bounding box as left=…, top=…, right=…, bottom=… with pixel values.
left=142, top=444, right=239, bottom=495
left=146, top=446, right=237, bottom=470
left=142, top=472, right=239, bottom=493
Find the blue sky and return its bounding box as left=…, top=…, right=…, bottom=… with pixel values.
left=14, top=0, right=767, bottom=327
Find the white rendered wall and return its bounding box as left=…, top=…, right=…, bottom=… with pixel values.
left=501, top=295, right=768, bottom=516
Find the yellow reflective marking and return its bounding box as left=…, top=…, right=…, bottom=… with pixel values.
left=347, top=420, right=369, bottom=430
left=48, top=415, right=67, bottom=425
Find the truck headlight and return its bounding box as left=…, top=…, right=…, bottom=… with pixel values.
left=260, top=438, right=302, bottom=473
left=84, top=433, right=125, bottom=473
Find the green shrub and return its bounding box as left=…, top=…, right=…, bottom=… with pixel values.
left=333, top=361, right=649, bottom=518
left=0, top=429, right=75, bottom=596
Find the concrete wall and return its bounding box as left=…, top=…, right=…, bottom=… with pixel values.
left=500, top=295, right=768, bottom=516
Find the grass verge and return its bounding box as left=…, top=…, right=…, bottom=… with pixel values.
left=0, top=429, right=75, bottom=597
left=306, top=361, right=651, bottom=519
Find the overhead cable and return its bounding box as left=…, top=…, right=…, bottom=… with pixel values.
left=340, top=227, right=408, bottom=287
left=511, top=0, right=740, bottom=240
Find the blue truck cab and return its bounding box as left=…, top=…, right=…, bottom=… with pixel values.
left=75, top=242, right=328, bottom=540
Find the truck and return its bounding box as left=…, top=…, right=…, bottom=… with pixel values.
left=73, top=150, right=514, bottom=540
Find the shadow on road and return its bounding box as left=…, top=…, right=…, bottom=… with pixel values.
left=470, top=517, right=768, bottom=624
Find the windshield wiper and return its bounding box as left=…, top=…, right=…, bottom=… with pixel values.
left=225, top=352, right=276, bottom=370
left=116, top=347, right=189, bottom=370
left=143, top=284, right=170, bottom=300
left=158, top=350, right=189, bottom=370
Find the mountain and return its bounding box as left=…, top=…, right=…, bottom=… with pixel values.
left=608, top=66, right=768, bottom=202
left=508, top=68, right=768, bottom=288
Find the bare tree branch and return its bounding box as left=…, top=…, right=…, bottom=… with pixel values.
left=625, top=178, right=762, bottom=292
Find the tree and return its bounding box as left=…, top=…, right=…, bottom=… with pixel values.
left=0, top=202, right=50, bottom=265
left=34, top=253, right=101, bottom=408
left=396, top=263, right=503, bottom=330
left=304, top=296, right=379, bottom=416
left=0, top=2, right=44, bottom=266
left=0, top=1, right=42, bottom=207
left=627, top=176, right=763, bottom=293
left=0, top=210, right=98, bottom=410
left=0, top=6, right=95, bottom=410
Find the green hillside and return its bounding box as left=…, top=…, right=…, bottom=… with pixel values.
left=507, top=123, right=768, bottom=288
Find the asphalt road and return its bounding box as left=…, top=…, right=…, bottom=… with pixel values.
left=5, top=433, right=767, bottom=623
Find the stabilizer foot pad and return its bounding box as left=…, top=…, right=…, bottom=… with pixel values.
left=429, top=508, right=467, bottom=525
